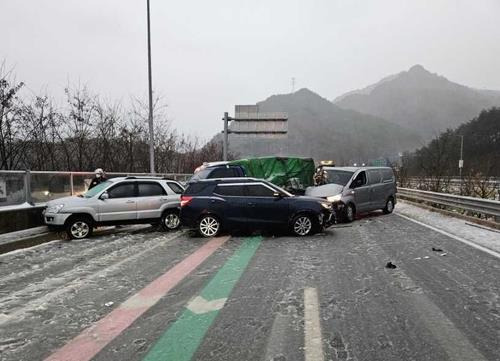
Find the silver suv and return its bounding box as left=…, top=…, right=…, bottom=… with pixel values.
left=43, top=176, right=184, bottom=239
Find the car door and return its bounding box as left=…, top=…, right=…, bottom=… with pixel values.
left=136, top=182, right=168, bottom=220
left=212, top=184, right=247, bottom=227
left=244, top=183, right=289, bottom=228
left=98, top=182, right=137, bottom=222
left=367, top=169, right=384, bottom=210
left=350, top=171, right=370, bottom=212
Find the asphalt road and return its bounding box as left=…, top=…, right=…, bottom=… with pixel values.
left=0, top=209, right=499, bottom=361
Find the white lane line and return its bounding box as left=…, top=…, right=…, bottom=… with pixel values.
left=304, top=287, right=324, bottom=361
left=395, top=213, right=500, bottom=260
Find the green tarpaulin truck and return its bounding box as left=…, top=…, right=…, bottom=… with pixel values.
left=190, top=156, right=315, bottom=194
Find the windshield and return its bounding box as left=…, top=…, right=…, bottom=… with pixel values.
left=270, top=183, right=294, bottom=197
left=82, top=180, right=112, bottom=198
left=324, top=170, right=354, bottom=186
left=189, top=168, right=211, bottom=181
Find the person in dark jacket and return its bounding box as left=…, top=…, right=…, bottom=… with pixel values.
left=88, top=168, right=107, bottom=190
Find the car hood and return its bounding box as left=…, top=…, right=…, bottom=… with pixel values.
left=291, top=195, right=327, bottom=203
left=46, top=196, right=91, bottom=207
left=305, top=184, right=344, bottom=198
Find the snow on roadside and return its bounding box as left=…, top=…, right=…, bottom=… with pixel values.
left=395, top=201, right=500, bottom=254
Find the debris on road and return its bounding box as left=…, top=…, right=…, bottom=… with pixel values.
left=385, top=262, right=397, bottom=269
left=423, top=256, right=430, bottom=259
left=440, top=253, right=448, bottom=256
left=432, top=247, right=443, bottom=252
left=104, top=302, right=114, bottom=307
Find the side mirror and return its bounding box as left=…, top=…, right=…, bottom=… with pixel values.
left=100, top=192, right=109, bottom=200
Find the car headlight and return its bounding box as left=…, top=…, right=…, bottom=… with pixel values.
left=320, top=202, right=331, bottom=209
left=46, top=204, right=64, bottom=213
left=327, top=194, right=342, bottom=202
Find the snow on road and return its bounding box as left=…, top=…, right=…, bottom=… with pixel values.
left=395, top=201, right=500, bottom=254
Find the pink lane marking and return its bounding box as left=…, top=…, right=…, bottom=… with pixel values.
left=44, top=236, right=229, bottom=361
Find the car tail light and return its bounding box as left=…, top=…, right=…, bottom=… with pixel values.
left=181, top=196, right=193, bottom=207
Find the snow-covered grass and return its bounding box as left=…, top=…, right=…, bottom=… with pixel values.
left=395, top=201, right=500, bottom=254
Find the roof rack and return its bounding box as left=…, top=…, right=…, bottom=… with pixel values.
left=124, top=176, right=163, bottom=180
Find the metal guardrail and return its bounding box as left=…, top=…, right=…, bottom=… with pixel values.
left=0, top=170, right=193, bottom=209
left=407, top=177, right=500, bottom=186
left=398, top=187, right=500, bottom=219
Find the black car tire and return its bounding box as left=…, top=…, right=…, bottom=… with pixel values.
left=65, top=216, right=94, bottom=240
left=383, top=197, right=394, bottom=214
left=198, top=215, right=221, bottom=237
left=291, top=214, right=314, bottom=236
left=344, top=203, right=355, bottom=223
left=161, top=209, right=181, bottom=231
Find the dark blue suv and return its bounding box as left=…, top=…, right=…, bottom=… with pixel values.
left=180, top=178, right=336, bottom=237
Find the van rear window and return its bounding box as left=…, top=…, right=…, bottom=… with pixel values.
left=381, top=169, right=394, bottom=182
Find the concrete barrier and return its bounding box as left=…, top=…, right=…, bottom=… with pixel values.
left=0, top=206, right=46, bottom=234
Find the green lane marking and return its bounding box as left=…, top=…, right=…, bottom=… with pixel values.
left=143, top=236, right=263, bottom=361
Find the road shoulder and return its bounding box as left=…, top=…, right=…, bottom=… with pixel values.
left=395, top=201, right=500, bottom=254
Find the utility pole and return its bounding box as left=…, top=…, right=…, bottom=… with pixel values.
left=223, top=112, right=229, bottom=161
left=146, top=0, right=155, bottom=174
left=459, top=135, right=464, bottom=194
left=291, top=77, right=296, bottom=93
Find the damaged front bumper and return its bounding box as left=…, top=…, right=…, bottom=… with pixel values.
left=319, top=208, right=337, bottom=228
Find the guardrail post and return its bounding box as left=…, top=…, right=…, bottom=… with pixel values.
left=70, top=172, right=74, bottom=195
left=25, top=170, right=33, bottom=205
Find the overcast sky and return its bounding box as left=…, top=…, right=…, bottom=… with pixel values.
left=2, top=0, right=500, bottom=138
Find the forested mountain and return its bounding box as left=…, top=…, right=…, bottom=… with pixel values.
left=224, top=88, right=422, bottom=164
left=334, top=65, right=500, bottom=141
left=403, top=107, right=500, bottom=177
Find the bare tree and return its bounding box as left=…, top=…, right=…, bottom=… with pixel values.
left=0, top=63, right=29, bottom=170
left=0, top=65, right=232, bottom=174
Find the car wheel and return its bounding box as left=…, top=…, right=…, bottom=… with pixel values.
left=66, top=217, right=93, bottom=240
left=162, top=210, right=181, bottom=231
left=198, top=215, right=221, bottom=237
left=344, top=203, right=355, bottom=222
left=291, top=214, right=314, bottom=236
left=383, top=198, right=394, bottom=214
